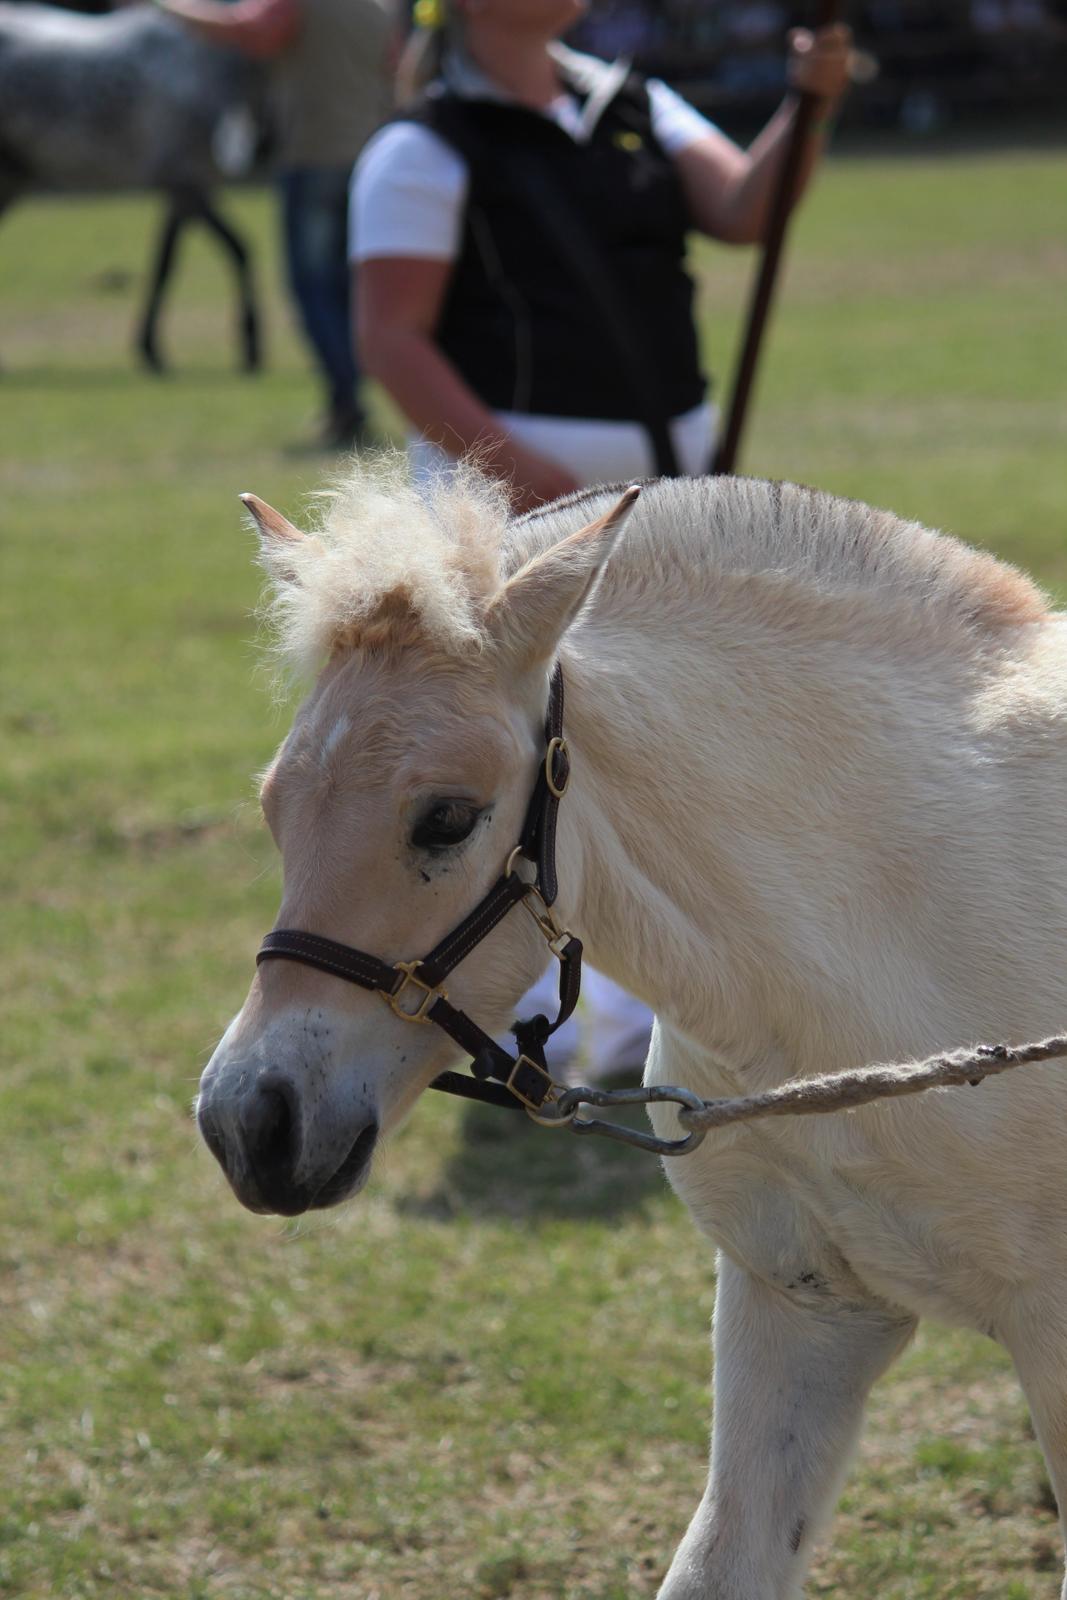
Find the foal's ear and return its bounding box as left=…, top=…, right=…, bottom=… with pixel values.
left=487, top=486, right=640, bottom=665
left=240, top=493, right=306, bottom=547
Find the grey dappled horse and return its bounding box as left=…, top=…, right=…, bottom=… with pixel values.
left=0, top=2, right=272, bottom=371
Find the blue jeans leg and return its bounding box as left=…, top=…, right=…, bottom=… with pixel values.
left=280, top=166, right=360, bottom=416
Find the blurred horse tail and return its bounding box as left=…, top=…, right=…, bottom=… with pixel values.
left=0, top=1, right=273, bottom=371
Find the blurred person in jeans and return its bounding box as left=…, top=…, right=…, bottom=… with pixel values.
left=158, top=0, right=391, bottom=447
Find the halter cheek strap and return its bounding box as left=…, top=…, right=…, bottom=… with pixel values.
left=255, top=665, right=583, bottom=1114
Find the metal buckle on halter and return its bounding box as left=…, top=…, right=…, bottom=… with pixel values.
left=382, top=960, right=446, bottom=1024
left=544, top=735, right=569, bottom=799
left=503, top=852, right=572, bottom=958
left=520, top=886, right=573, bottom=960
left=505, top=1054, right=557, bottom=1111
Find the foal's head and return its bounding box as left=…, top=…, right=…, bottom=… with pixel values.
left=197, top=463, right=637, bottom=1215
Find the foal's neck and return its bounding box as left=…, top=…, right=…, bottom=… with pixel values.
left=524, top=475, right=1054, bottom=1083
left=556, top=586, right=979, bottom=1080
left=559, top=633, right=763, bottom=1053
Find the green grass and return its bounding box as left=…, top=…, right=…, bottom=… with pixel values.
left=2, top=145, right=1066, bottom=1599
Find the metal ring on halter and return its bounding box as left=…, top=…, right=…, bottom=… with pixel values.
left=504, top=845, right=539, bottom=889
left=544, top=736, right=569, bottom=799
left=524, top=1096, right=578, bottom=1130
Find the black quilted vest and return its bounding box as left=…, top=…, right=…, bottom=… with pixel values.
left=405, top=73, right=708, bottom=423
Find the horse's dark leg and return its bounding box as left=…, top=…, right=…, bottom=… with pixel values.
left=190, top=191, right=262, bottom=373
left=137, top=196, right=191, bottom=375
left=0, top=189, right=19, bottom=376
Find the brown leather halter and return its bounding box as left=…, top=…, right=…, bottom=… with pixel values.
left=255, top=666, right=582, bottom=1114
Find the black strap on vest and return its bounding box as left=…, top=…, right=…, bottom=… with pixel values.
left=256, top=666, right=582, bottom=1113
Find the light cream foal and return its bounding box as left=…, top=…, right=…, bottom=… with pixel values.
left=199, top=458, right=1067, bottom=1598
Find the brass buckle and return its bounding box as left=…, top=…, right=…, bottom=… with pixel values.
left=505, top=1054, right=558, bottom=1112
left=381, top=960, right=445, bottom=1024
left=544, top=736, right=569, bottom=799
left=521, top=886, right=573, bottom=960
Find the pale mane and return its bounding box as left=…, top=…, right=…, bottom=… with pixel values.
left=516, top=474, right=1048, bottom=638
left=259, top=457, right=1048, bottom=678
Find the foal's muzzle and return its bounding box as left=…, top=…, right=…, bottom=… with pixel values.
left=197, top=1071, right=379, bottom=1216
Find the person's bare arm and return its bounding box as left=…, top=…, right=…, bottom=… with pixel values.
left=357, top=256, right=579, bottom=511
left=155, top=0, right=300, bottom=59
left=675, top=25, right=852, bottom=245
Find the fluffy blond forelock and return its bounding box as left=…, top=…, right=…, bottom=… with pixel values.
left=257, top=453, right=511, bottom=678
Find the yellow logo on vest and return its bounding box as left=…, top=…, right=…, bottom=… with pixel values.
left=614, top=131, right=644, bottom=153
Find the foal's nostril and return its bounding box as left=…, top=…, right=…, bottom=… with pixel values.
left=312, top=1119, right=379, bottom=1209
left=244, top=1081, right=300, bottom=1180
left=197, top=1104, right=227, bottom=1167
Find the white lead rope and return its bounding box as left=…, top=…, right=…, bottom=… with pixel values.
left=682, top=1034, right=1067, bottom=1131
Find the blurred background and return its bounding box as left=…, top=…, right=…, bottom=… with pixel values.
left=574, top=0, right=1067, bottom=134
left=2, top=2, right=1066, bottom=1597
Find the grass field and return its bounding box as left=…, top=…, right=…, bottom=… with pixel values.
left=2, top=143, right=1066, bottom=1600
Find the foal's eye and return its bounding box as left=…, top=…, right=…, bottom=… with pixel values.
left=411, top=801, right=483, bottom=853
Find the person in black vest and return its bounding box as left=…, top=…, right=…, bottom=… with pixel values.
left=349, top=0, right=851, bottom=511
left=348, top=0, right=851, bottom=1082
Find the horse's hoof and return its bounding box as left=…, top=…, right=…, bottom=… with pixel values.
left=137, top=339, right=167, bottom=376
left=241, top=316, right=261, bottom=374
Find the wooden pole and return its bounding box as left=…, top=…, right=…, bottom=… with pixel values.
left=712, top=0, right=841, bottom=477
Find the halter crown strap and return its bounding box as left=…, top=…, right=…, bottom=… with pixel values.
left=255, top=665, right=581, bottom=1113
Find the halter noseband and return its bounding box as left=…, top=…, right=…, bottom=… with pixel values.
left=255, top=665, right=582, bottom=1115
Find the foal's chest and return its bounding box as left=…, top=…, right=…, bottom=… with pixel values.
left=648, top=1034, right=1004, bottom=1327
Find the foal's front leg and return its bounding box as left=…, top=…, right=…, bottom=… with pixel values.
left=1001, top=1320, right=1067, bottom=1600
left=658, top=1256, right=916, bottom=1600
